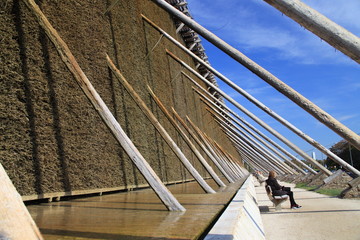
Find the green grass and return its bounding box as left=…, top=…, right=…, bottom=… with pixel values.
left=295, top=183, right=316, bottom=191
left=295, top=183, right=342, bottom=197
left=315, top=188, right=343, bottom=197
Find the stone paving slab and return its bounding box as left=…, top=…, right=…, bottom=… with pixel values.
left=255, top=180, right=360, bottom=240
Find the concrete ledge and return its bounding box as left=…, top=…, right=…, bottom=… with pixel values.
left=205, top=175, right=265, bottom=240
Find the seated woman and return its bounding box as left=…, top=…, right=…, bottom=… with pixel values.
left=266, top=171, right=302, bottom=209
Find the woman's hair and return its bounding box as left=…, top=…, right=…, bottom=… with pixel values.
left=268, top=171, right=276, bottom=178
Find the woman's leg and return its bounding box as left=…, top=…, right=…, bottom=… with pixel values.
left=286, top=190, right=297, bottom=206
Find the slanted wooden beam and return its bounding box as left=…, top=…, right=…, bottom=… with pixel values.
left=263, top=0, right=360, bottom=64
left=202, top=132, right=242, bottom=180
left=0, top=163, right=43, bottom=240
left=167, top=50, right=332, bottom=176
left=185, top=116, right=237, bottom=182
left=23, top=0, right=184, bottom=211
left=209, top=108, right=294, bottom=175
left=150, top=0, right=360, bottom=153
left=171, top=109, right=234, bottom=183
left=186, top=73, right=311, bottom=174
left=106, top=55, right=215, bottom=194
left=147, top=86, right=226, bottom=187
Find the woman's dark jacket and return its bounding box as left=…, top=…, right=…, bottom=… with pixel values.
left=266, top=177, right=287, bottom=196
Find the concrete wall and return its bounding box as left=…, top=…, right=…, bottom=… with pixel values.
left=0, top=0, right=242, bottom=196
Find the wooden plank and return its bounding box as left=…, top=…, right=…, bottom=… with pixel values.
left=23, top=0, right=184, bottom=211
left=147, top=86, right=226, bottom=187
left=106, top=55, right=215, bottom=194
left=0, top=163, right=43, bottom=240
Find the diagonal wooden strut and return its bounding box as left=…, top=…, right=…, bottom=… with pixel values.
left=150, top=0, right=360, bottom=153
left=147, top=86, right=226, bottom=187
left=106, top=55, right=215, bottom=194
left=23, top=0, right=184, bottom=211
left=0, top=164, right=44, bottom=240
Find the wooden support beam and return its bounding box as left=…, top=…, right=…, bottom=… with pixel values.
left=226, top=130, right=282, bottom=174
left=23, top=0, right=184, bottom=211
left=206, top=100, right=295, bottom=175
left=263, top=0, right=360, bottom=64
left=203, top=133, right=242, bottom=180
left=147, top=86, right=226, bottom=187
left=186, top=75, right=312, bottom=175
left=0, top=163, right=43, bottom=240
left=106, top=55, right=215, bottom=194
left=167, top=50, right=332, bottom=176
left=150, top=0, right=360, bottom=153
left=185, top=116, right=236, bottom=183
left=143, top=13, right=358, bottom=175
left=171, top=109, right=234, bottom=183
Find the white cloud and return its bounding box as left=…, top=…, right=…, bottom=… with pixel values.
left=188, top=0, right=359, bottom=65
left=337, top=114, right=358, bottom=122
left=244, top=86, right=272, bottom=96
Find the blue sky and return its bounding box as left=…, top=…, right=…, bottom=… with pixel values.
left=186, top=0, right=360, bottom=160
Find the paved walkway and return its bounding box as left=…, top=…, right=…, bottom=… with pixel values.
left=255, top=181, right=360, bottom=240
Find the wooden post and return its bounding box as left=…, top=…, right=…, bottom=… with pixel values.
left=263, top=0, right=360, bottom=64
left=144, top=12, right=359, bottom=175
left=185, top=116, right=237, bottom=182
left=195, top=86, right=293, bottom=174
left=188, top=77, right=313, bottom=174
left=147, top=86, right=226, bottom=187
left=171, top=110, right=235, bottom=183
left=209, top=107, right=295, bottom=175
left=0, top=163, right=43, bottom=240
left=167, top=50, right=332, bottom=176
left=219, top=122, right=286, bottom=175
left=106, top=56, right=215, bottom=194
left=23, top=0, right=184, bottom=211
left=150, top=0, right=360, bottom=153
left=202, top=133, right=243, bottom=180
left=225, top=129, right=285, bottom=174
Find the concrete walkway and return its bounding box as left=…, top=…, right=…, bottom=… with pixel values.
left=255, top=181, right=360, bottom=240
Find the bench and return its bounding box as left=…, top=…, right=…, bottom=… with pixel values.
left=265, top=185, right=288, bottom=210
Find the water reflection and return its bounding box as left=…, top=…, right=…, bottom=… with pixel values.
left=27, top=179, right=244, bottom=239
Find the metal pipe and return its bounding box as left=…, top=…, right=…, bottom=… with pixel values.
left=150, top=0, right=360, bottom=159
left=263, top=0, right=360, bottom=64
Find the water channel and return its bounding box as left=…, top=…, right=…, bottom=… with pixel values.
left=27, top=178, right=244, bottom=239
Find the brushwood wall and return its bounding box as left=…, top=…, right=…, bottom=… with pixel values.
left=0, top=0, right=242, bottom=196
